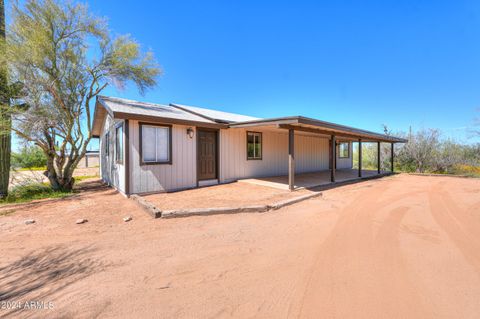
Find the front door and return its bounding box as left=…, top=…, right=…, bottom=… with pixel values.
left=197, top=129, right=217, bottom=181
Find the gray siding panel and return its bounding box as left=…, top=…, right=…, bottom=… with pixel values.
left=129, top=120, right=197, bottom=193
left=101, top=122, right=353, bottom=194
left=99, top=114, right=125, bottom=193
left=336, top=142, right=354, bottom=169
left=219, top=128, right=351, bottom=183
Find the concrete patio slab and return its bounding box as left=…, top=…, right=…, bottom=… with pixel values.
left=238, top=169, right=390, bottom=190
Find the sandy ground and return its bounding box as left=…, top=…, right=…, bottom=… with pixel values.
left=9, top=167, right=99, bottom=188
left=1, top=174, right=480, bottom=318
left=143, top=182, right=314, bottom=210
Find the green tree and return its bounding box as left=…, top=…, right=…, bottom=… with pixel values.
left=2, top=0, right=160, bottom=190
left=11, top=144, right=47, bottom=168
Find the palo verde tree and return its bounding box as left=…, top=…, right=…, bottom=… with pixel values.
left=2, top=0, right=160, bottom=190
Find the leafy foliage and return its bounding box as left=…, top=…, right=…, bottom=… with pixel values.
left=1, top=0, right=161, bottom=191
left=353, top=128, right=480, bottom=175
left=11, top=144, right=47, bottom=168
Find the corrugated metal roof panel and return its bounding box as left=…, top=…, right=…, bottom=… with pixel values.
left=98, top=96, right=215, bottom=124
left=170, top=103, right=260, bottom=123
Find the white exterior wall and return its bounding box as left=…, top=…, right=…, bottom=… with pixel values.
left=219, top=128, right=349, bottom=183
left=99, top=114, right=125, bottom=193
left=100, top=119, right=353, bottom=194
left=129, top=120, right=197, bottom=194
left=336, top=143, right=354, bottom=169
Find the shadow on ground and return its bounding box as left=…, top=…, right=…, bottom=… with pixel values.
left=0, top=245, right=108, bottom=318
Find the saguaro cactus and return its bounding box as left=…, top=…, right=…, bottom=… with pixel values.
left=0, top=0, right=10, bottom=199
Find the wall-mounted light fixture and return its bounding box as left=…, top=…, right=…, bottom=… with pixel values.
left=186, top=127, right=194, bottom=139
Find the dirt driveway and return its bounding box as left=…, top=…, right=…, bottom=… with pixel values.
left=1, top=175, right=479, bottom=318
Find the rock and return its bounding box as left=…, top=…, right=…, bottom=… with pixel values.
left=123, top=216, right=132, bottom=222
left=24, top=219, right=35, bottom=225
left=76, top=218, right=88, bottom=224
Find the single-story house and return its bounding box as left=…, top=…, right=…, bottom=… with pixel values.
left=92, top=96, right=407, bottom=195
left=77, top=151, right=100, bottom=168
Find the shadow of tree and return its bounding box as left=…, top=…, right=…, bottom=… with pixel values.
left=0, top=180, right=118, bottom=212
left=0, top=245, right=108, bottom=318
left=74, top=179, right=109, bottom=192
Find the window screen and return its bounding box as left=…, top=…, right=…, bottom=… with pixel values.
left=141, top=124, right=171, bottom=163
left=338, top=142, right=349, bottom=158
left=247, top=132, right=262, bottom=160
left=104, top=132, right=109, bottom=156
left=115, top=124, right=123, bottom=163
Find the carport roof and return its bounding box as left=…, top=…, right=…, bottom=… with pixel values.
left=228, top=116, right=407, bottom=143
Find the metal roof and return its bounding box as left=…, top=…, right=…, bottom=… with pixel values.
left=228, top=116, right=407, bottom=143
left=170, top=103, right=259, bottom=123
left=92, top=96, right=224, bottom=136
left=97, top=96, right=215, bottom=124
left=92, top=96, right=406, bottom=143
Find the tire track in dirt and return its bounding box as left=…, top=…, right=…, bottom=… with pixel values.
left=428, top=182, right=480, bottom=276
left=292, top=178, right=431, bottom=318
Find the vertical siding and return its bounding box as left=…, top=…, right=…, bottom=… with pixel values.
left=336, top=141, right=354, bottom=169
left=219, top=128, right=340, bottom=182
left=99, top=115, right=125, bottom=192
left=129, top=120, right=197, bottom=193
left=105, top=122, right=354, bottom=194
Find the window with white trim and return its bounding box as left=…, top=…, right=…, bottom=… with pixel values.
left=247, top=131, right=262, bottom=160
left=104, top=132, right=110, bottom=156
left=338, top=142, right=349, bottom=158
left=115, top=123, right=123, bottom=164
left=141, top=124, right=171, bottom=164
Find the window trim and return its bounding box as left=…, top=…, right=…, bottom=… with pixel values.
left=139, top=122, right=173, bottom=165
left=338, top=142, right=350, bottom=158
left=115, top=122, right=124, bottom=164
left=246, top=131, right=263, bottom=160
left=104, top=131, right=110, bottom=157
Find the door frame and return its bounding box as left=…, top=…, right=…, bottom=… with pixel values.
left=196, top=127, right=219, bottom=184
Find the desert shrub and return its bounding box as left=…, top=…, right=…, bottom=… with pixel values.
left=352, top=142, right=393, bottom=171
left=1, top=183, right=71, bottom=204
left=396, top=129, right=440, bottom=173
left=452, top=164, right=480, bottom=177
left=11, top=145, right=47, bottom=169
left=395, top=131, right=479, bottom=174
left=352, top=128, right=480, bottom=175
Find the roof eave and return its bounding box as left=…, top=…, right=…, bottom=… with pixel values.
left=296, top=117, right=407, bottom=143
left=91, top=97, right=114, bottom=137
left=229, top=116, right=406, bottom=143
left=113, top=111, right=227, bottom=129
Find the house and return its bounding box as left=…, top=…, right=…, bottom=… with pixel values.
left=77, top=151, right=100, bottom=168
left=91, top=96, right=406, bottom=195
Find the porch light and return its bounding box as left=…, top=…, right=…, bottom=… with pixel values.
left=186, top=127, right=194, bottom=139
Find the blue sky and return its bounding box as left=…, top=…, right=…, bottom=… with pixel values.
left=14, top=0, right=480, bottom=150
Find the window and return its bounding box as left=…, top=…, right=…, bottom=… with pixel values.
left=247, top=131, right=262, bottom=160
left=115, top=123, right=124, bottom=164
left=104, top=132, right=110, bottom=156
left=338, top=142, right=349, bottom=158
left=140, top=123, right=172, bottom=164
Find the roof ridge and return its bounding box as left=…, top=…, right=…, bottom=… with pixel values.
left=169, top=102, right=260, bottom=123
left=169, top=103, right=229, bottom=124
left=98, top=95, right=171, bottom=108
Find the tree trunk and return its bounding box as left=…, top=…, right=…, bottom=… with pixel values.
left=45, top=153, right=76, bottom=191
left=0, top=0, right=10, bottom=199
